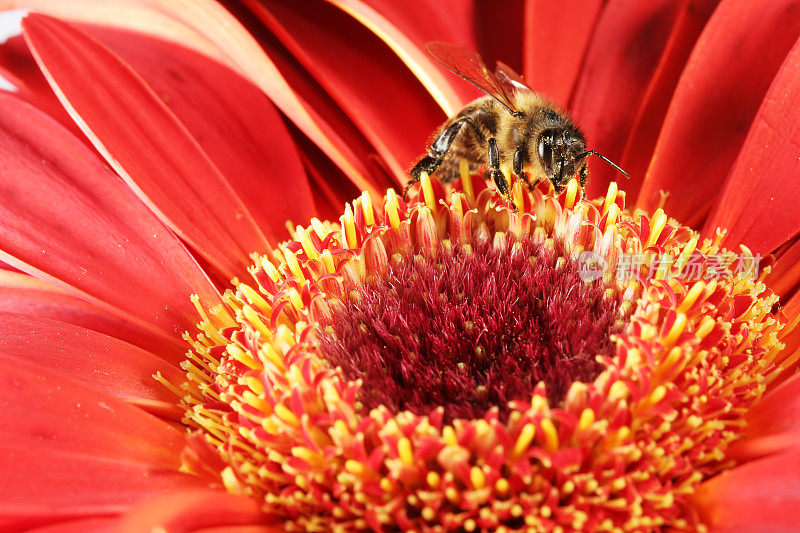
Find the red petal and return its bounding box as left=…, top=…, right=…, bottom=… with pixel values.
left=3, top=0, right=379, bottom=195
left=244, top=0, right=444, bottom=185
left=727, top=432, right=800, bottom=465
left=637, top=0, right=800, bottom=227
left=745, top=373, right=800, bottom=439
left=0, top=32, right=83, bottom=136
left=772, top=292, right=800, bottom=383
left=702, top=35, right=800, bottom=254
left=196, top=528, right=276, bottom=533
left=26, top=517, right=118, bottom=533
left=116, top=489, right=273, bottom=533
left=83, top=25, right=315, bottom=244
left=0, top=312, right=184, bottom=418
left=254, top=30, right=391, bottom=194
left=692, top=448, right=800, bottom=531
left=0, top=259, right=21, bottom=272
left=0, top=92, right=220, bottom=340
left=0, top=0, right=233, bottom=60
left=41, top=521, right=278, bottom=533
left=0, top=449, right=204, bottom=531
left=178, top=0, right=382, bottom=197
left=764, top=237, right=800, bottom=299
left=0, top=357, right=203, bottom=530
left=1, top=356, right=186, bottom=463
left=618, top=0, right=721, bottom=197
left=22, top=14, right=269, bottom=280
left=523, top=0, right=604, bottom=108
left=784, top=289, right=800, bottom=323
left=570, top=0, right=684, bottom=198
left=295, top=133, right=362, bottom=221
left=325, top=0, right=477, bottom=114
left=0, top=270, right=185, bottom=361
left=472, top=2, right=525, bottom=83
left=326, top=1, right=525, bottom=122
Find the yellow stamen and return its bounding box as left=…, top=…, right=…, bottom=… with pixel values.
left=663, top=313, right=688, bottom=348
left=260, top=257, right=281, bottom=283
left=470, top=466, right=486, bottom=489
left=274, top=404, right=300, bottom=427
left=296, top=225, right=320, bottom=261
left=345, top=459, right=366, bottom=475
left=646, top=209, right=668, bottom=248
left=385, top=188, right=401, bottom=229
left=513, top=423, right=536, bottom=457
left=421, top=172, right=437, bottom=211
left=360, top=191, right=375, bottom=226
left=283, top=248, right=305, bottom=282
left=604, top=181, right=618, bottom=214
left=398, top=437, right=414, bottom=465
left=578, top=408, right=595, bottom=431
left=341, top=203, right=357, bottom=249
left=310, top=217, right=328, bottom=239
left=540, top=418, right=558, bottom=452
left=460, top=159, right=474, bottom=202
left=564, top=178, right=579, bottom=210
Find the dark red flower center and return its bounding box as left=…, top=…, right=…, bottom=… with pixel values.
left=317, top=234, right=624, bottom=422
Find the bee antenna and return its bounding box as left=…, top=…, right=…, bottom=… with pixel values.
left=577, top=150, right=630, bottom=180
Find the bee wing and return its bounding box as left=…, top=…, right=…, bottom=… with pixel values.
left=426, top=41, right=520, bottom=114
left=494, top=60, right=530, bottom=93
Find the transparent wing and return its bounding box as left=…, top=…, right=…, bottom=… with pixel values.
left=426, top=41, right=520, bottom=113
left=494, top=60, right=530, bottom=93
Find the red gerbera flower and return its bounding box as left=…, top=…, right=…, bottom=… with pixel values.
left=1, top=1, right=799, bottom=531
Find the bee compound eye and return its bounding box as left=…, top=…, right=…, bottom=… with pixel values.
left=538, top=138, right=552, bottom=167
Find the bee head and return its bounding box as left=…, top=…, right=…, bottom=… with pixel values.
left=536, top=128, right=587, bottom=191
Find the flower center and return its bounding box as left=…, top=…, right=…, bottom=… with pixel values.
left=165, top=174, right=787, bottom=532
left=317, top=234, right=623, bottom=421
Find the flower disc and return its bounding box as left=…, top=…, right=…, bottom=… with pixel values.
left=317, top=229, right=625, bottom=422
left=167, top=171, right=784, bottom=531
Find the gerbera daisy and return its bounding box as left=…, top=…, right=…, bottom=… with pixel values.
left=1, top=1, right=799, bottom=531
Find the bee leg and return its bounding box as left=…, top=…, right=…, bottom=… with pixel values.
left=512, top=145, right=530, bottom=190
left=490, top=168, right=515, bottom=211
left=488, top=138, right=516, bottom=212
left=513, top=145, right=541, bottom=191
left=524, top=175, right=543, bottom=191
left=579, top=164, right=589, bottom=196
left=404, top=118, right=483, bottom=200
left=404, top=155, right=443, bottom=199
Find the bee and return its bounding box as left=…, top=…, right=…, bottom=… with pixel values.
left=404, top=42, right=628, bottom=207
